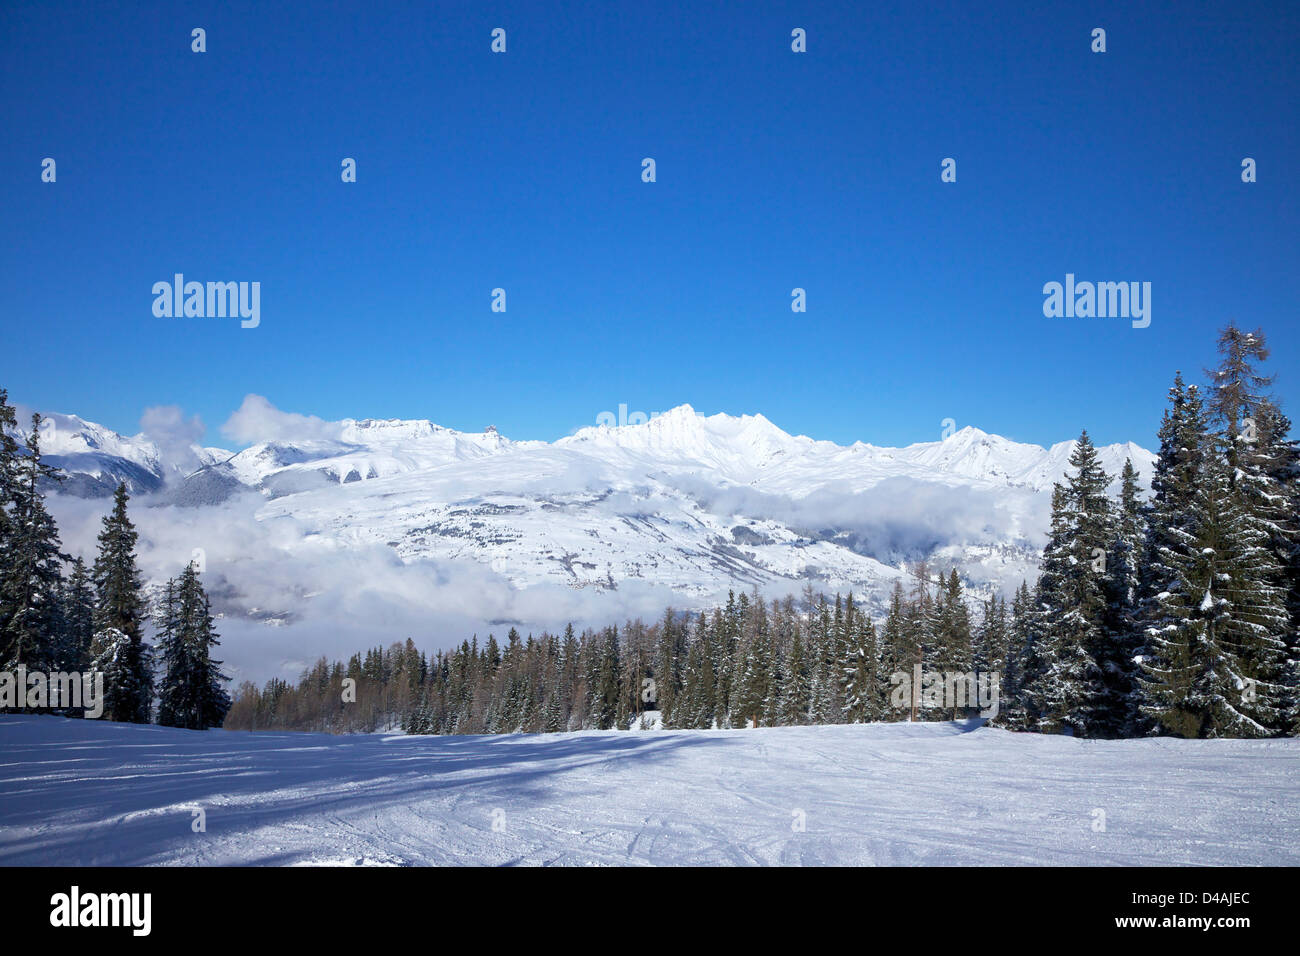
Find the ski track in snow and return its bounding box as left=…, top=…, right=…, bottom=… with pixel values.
left=1, top=715, right=1295, bottom=866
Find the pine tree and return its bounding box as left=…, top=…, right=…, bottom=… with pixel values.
left=156, top=563, right=231, bottom=730
left=590, top=626, right=620, bottom=729
left=903, top=563, right=937, bottom=719
left=975, top=593, right=1009, bottom=675
left=1200, top=327, right=1294, bottom=734
left=879, top=580, right=911, bottom=720
left=0, top=390, right=20, bottom=651
left=654, top=607, right=683, bottom=723
left=1140, top=442, right=1290, bottom=737
left=1098, top=459, right=1147, bottom=735
left=154, top=576, right=183, bottom=726
left=932, top=570, right=974, bottom=718
left=762, top=599, right=790, bottom=726
left=734, top=598, right=772, bottom=728
left=1024, top=433, right=1113, bottom=735
left=1, top=415, right=66, bottom=672
left=779, top=628, right=809, bottom=725
left=995, top=581, right=1037, bottom=729
left=842, top=611, right=882, bottom=723
left=90, top=483, right=152, bottom=722
left=57, top=557, right=96, bottom=676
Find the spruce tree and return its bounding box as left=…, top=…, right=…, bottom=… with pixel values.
left=57, top=557, right=96, bottom=675
left=1140, top=442, right=1290, bottom=736
left=1201, top=327, right=1294, bottom=734
left=995, top=581, right=1038, bottom=729
left=779, top=628, right=809, bottom=725
left=0, top=390, right=20, bottom=644
left=842, top=612, right=882, bottom=723
left=1099, top=459, right=1146, bottom=735
left=932, top=570, right=974, bottom=718
left=1023, top=433, right=1114, bottom=735
left=1, top=415, right=66, bottom=672
left=90, top=482, right=152, bottom=722
left=879, top=579, right=911, bottom=720
left=155, top=562, right=231, bottom=730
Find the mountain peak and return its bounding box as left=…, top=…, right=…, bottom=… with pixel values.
left=339, top=418, right=441, bottom=442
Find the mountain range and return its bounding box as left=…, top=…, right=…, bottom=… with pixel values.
left=20, top=404, right=1154, bottom=639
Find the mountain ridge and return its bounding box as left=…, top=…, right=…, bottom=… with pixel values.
left=14, top=401, right=1156, bottom=642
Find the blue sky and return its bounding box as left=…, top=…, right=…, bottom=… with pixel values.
left=2, top=0, right=1297, bottom=451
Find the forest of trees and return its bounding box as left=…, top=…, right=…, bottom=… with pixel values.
left=226, top=326, right=1299, bottom=741
left=4, top=323, right=1296, bottom=741
left=0, top=393, right=230, bottom=730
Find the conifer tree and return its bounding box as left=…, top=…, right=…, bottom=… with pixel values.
left=1206, top=327, right=1298, bottom=733
left=904, top=563, right=937, bottom=718
left=1023, top=433, right=1114, bottom=735
left=590, top=626, right=621, bottom=729
left=778, top=627, right=809, bottom=725
left=734, top=599, right=772, bottom=727
left=58, top=557, right=96, bottom=676
left=1140, top=442, right=1290, bottom=736
left=1098, top=459, right=1147, bottom=735
left=975, top=593, right=1009, bottom=675
left=842, top=612, right=882, bottom=723
left=932, top=570, right=974, bottom=718
left=879, top=580, right=911, bottom=719
left=0, top=390, right=20, bottom=641
left=90, top=483, right=152, bottom=722
left=996, top=581, right=1039, bottom=729
left=156, top=562, right=232, bottom=730
left=1, top=415, right=66, bottom=671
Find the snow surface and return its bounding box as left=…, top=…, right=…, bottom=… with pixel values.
left=1, top=715, right=1294, bottom=866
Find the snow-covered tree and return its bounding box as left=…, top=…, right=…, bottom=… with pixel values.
left=1139, top=439, right=1290, bottom=737
left=1, top=415, right=66, bottom=672
left=1021, top=434, right=1114, bottom=735
left=56, top=556, right=96, bottom=676
left=91, top=483, right=152, bottom=722
left=1098, top=458, right=1147, bottom=735
left=156, top=562, right=231, bottom=731
left=842, top=609, right=882, bottom=723
left=932, top=569, right=974, bottom=718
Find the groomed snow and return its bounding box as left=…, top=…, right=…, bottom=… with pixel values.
left=2, top=715, right=1295, bottom=866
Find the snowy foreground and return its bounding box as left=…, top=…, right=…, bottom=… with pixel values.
left=1, top=715, right=1296, bottom=866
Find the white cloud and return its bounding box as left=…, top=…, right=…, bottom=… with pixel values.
left=139, top=404, right=206, bottom=475
left=221, top=395, right=341, bottom=446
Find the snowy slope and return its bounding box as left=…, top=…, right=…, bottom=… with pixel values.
left=1, top=714, right=1294, bottom=866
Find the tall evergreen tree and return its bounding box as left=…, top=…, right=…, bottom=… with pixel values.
left=1098, top=459, right=1147, bottom=735
left=1023, top=433, right=1113, bottom=735
left=0, top=390, right=20, bottom=645
left=842, top=611, right=882, bottom=723
left=1, top=415, right=66, bottom=672
left=932, top=569, right=974, bottom=718
left=879, top=580, right=911, bottom=719
left=995, top=581, right=1038, bottom=729
left=1140, top=440, right=1290, bottom=737
left=156, top=562, right=232, bottom=730
left=90, top=483, right=152, bottom=722
left=57, top=556, right=96, bottom=675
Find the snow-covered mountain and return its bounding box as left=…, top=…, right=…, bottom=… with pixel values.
left=5, top=411, right=229, bottom=498
left=25, top=403, right=1155, bottom=638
